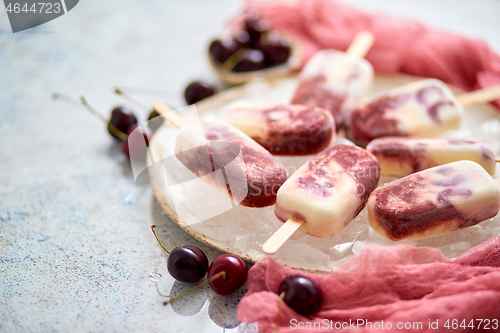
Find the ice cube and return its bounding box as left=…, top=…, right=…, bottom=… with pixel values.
left=352, top=241, right=367, bottom=255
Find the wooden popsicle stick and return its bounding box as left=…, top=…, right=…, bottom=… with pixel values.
left=457, top=85, right=500, bottom=108
left=153, top=102, right=191, bottom=129
left=262, top=216, right=305, bottom=255
left=345, top=31, right=375, bottom=59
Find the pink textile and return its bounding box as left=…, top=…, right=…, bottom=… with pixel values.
left=237, top=0, right=500, bottom=108
left=237, top=238, right=500, bottom=332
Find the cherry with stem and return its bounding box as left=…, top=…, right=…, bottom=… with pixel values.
left=78, top=96, right=152, bottom=161
left=115, top=88, right=164, bottom=132
left=80, top=96, right=130, bottom=141
left=151, top=225, right=209, bottom=284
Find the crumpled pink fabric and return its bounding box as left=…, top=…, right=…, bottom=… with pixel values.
left=237, top=237, right=500, bottom=332
left=236, top=0, right=500, bottom=108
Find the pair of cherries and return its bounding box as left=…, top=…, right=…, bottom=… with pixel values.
left=152, top=226, right=248, bottom=296
left=103, top=80, right=216, bottom=159
left=105, top=106, right=154, bottom=160
left=85, top=96, right=160, bottom=161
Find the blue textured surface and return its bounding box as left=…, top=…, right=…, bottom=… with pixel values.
left=1, top=0, right=500, bottom=332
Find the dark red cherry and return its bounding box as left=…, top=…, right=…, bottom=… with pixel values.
left=147, top=110, right=164, bottom=132
left=264, top=39, right=291, bottom=66
left=184, top=81, right=216, bottom=105
left=120, top=124, right=153, bottom=160
left=231, top=49, right=265, bottom=72
left=249, top=37, right=265, bottom=52
left=207, top=255, right=248, bottom=295
left=279, top=275, right=323, bottom=316
left=233, top=31, right=251, bottom=48
left=209, top=39, right=241, bottom=65
left=108, top=107, right=137, bottom=140
left=167, top=245, right=209, bottom=283
left=245, top=15, right=270, bottom=40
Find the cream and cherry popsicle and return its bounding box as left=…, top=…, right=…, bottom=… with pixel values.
left=347, top=79, right=500, bottom=147
left=367, top=160, right=500, bottom=241
left=366, top=137, right=497, bottom=176
left=262, top=145, right=380, bottom=254
left=220, top=102, right=335, bottom=155
left=291, top=31, right=374, bottom=124
left=153, top=103, right=288, bottom=208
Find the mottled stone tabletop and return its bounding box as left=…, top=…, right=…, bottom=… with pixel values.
left=1, top=1, right=500, bottom=332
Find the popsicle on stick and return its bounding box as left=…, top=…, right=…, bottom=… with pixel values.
left=262, top=145, right=380, bottom=255
left=220, top=102, right=335, bottom=155
left=367, top=160, right=500, bottom=241
left=347, top=80, right=500, bottom=147
left=153, top=103, right=288, bottom=208
left=291, top=31, right=375, bottom=125
left=366, top=137, right=497, bottom=176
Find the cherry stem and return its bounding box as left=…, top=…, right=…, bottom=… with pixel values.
left=273, top=291, right=286, bottom=333
left=151, top=225, right=170, bottom=254
left=80, top=96, right=128, bottom=141
left=222, top=48, right=247, bottom=71
left=54, top=93, right=128, bottom=141
left=52, top=93, right=83, bottom=109
left=115, top=86, right=179, bottom=98
left=115, top=88, right=152, bottom=113
left=163, top=271, right=227, bottom=305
